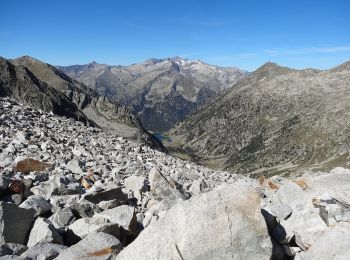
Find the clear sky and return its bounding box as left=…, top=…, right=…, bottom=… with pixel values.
left=1, top=0, right=349, bottom=71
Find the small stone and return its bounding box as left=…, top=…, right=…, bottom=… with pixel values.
left=190, top=178, right=209, bottom=195
left=97, top=199, right=120, bottom=210
left=66, top=158, right=84, bottom=175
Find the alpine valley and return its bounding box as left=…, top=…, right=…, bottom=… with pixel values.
left=0, top=55, right=350, bottom=260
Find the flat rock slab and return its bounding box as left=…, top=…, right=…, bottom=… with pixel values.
left=0, top=201, right=34, bottom=244
left=56, top=232, right=123, bottom=260
left=84, top=188, right=127, bottom=204
left=21, top=243, right=67, bottom=260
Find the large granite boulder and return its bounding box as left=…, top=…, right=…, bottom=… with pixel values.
left=117, top=181, right=272, bottom=260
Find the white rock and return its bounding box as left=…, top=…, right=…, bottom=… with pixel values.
left=27, top=218, right=63, bottom=247
left=117, top=181, right=272, bottom=260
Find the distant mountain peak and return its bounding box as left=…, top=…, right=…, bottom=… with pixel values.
left=330, top=60, right=350, bottom=72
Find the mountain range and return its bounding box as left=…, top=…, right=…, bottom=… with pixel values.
left=59, top=57, right=247, bottom=131
left=166, top=61, right=350, bottom=176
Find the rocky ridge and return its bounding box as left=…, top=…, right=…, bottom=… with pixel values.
left=1, top=97, right=350, bottom=259
left=167, top=61, right=350, bottom=176
left=59, top=57, right=247, bottom=131
left=3, top=56, right=163, bottom=150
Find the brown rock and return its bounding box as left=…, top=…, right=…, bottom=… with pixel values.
left=9, top=180, right=24, bottom=194
left=14, top=158, right=52, bottom=174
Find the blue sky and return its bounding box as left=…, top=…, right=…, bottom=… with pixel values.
left=1, top=0, right=349, bottom=71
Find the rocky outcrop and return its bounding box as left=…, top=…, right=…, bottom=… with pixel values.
left=167, top=61, right=350, bottom=175
left=0, top=57, right=90, bottom=124
left=59, top=57, right=247, bottom=131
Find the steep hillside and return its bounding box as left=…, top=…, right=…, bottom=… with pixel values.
left=59, top=57, right=247, bottom=131
left=10, top=56, right=163, bottom=150
left=0, top=57, right=90, bottom=123
left=1, top=97, right=349, bottom=260
left=167, top=61, right=350, bottom=176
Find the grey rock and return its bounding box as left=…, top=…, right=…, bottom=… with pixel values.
left=21, top=243, right=67, bottom=260
left=48, top=207, right=76, bottom=229
left=27, top=218, right=63, bottom=247
left=123, top=175, right=147, bottom=202
left=189, top=178, right=208, bottom=195
left=0, top=202, right=34, bottom=244
left=83, top=187, right=127, bottom=204
left=148, top=168, right=188, bottom=203
left=66, top=217, right=121, bottom=244
left=0, top=194, right=23, bottom=206
left=66, top=159, right=84, bottom=175
left=0, top=243, right=27, bottom=256
left=19, top=195, right=52, bottom=216
left=69, top=200, right=101, bottom=218
left=30, top=181, right=57, bottom=199
left=97, top=199, right=120, bottom=210
left=0, top=176, right=11, bottom=196
left=117, top=182, right=271, bottom=260
left=56, top=232, right=122, bottom=260
left=93, top=205, right=137, bottom=233
left=266, top=203, right=293, bottom=221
